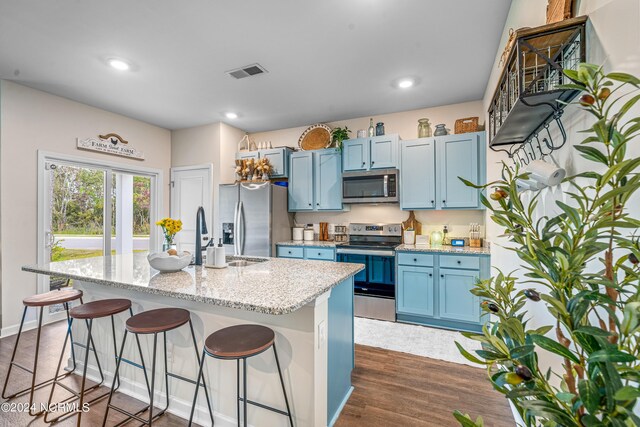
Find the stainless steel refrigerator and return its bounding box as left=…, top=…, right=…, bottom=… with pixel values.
left=219, top=182, right=291, bottom=257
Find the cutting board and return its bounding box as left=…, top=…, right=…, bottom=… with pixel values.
left=401, top=211, right=422, bottom=242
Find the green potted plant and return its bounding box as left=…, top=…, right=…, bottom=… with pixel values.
left=454, top=63, right=640, bottom=426
left=331, top=126, right=351, bottom=151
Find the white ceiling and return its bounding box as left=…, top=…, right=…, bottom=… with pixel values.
left=0, top=0, right=511, bottom=132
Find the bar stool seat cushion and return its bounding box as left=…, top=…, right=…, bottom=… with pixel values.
left=23, top=288, right=83, bottom=307
left=205, top=324, right=275, bottom=358
left=126, top=308, right=191, bottom=334
left=70, top=298, right=131, bottom=319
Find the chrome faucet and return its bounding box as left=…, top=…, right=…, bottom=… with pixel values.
left=195, top=206, right=209, bottom=265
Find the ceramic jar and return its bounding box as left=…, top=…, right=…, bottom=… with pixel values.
left=434, top=124, right=448, bottom=136
left=375, top=122, right=385, bottom=136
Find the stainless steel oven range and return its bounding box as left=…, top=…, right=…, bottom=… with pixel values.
left=336, top=223, right=402, bottom=322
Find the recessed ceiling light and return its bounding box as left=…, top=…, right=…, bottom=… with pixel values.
left=225, top=112, right=238, bottom=119
left=397, top=78, right=414, bottom=89
left=108, top=59, right=130, bottom=71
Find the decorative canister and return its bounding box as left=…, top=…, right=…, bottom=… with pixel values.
left=418, top=118, right=432, bottom=138
left=434, top=124, right=448, bottom=136
left=357, top=129, right=366, bottom=138
left=375, top=122, right=385, bottom=136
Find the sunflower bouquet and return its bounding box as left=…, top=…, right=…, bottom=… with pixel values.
left=156, top=217, right=183, bottom=248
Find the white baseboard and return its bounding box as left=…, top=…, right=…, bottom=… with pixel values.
left=1, top=319, right=38, bottom=338
left=75, top=360, right=244, bottom=427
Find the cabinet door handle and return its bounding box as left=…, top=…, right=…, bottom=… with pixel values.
left=371, top=161, right=375, bottom=166
left=288, top=251, right=292, bottom=254
left=318, top=252, right=322, bottom=256
left=457, top=260, right=461, bottom=264
left=429, top=273, right=433, bottom=277
left=317, top=203, right=320, bottom=206
left=441, top=274, right=444, bottom=278
left=431, top=200, right=435, bottom=204
left=413, top=258, right=417, bottom=262
left=308, top=203, right=312, bottom=206
left=361, top=162, right=365, bottom=166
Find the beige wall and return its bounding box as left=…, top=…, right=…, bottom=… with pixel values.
left=170, top=121, right=246, bottom=239
left=0, top=80, right=171, bottom=332
left=482, top=0, right=640, bottom=382
left=248, top=100, right=487, bottom=237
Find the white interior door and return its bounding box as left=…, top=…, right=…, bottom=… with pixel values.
left=170, top=165, right=213, bottom=253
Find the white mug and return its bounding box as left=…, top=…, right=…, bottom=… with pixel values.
left=525, top=159, right=566, bottom=187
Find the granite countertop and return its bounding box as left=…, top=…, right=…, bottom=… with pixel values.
left=22, top=254, right=364, bottom=315
left=396, top=244, right=491, bottom=255
left=277, top=240, right=342, bottom=247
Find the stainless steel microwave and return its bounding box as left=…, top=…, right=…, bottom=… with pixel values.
left=342, top=169, right=399, bottom=204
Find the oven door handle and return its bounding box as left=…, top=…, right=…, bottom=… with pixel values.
left=383, top=174, right=388, bottom=197
left=337, top=248, right=396, bottom=257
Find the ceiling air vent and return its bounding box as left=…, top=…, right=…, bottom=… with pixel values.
left=226, top=63, right=268, bottom=79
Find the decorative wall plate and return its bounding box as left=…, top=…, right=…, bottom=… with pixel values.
left=298, top=124, right=332, bottom=150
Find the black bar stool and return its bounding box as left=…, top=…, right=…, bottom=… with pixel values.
left=188, top=324, right=294, bottom=427
left=1, top=288, right=83, bottom=416
left=45, top=298, right=148, bottom=425
left=102, top=307, right=214, bottom=426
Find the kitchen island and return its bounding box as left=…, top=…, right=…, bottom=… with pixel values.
left=23, top=254, right=363, bottom=427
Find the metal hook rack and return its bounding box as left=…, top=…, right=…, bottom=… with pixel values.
left=501, top=111, right=568, bottom=169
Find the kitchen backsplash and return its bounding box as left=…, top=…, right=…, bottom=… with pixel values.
left=292, top=205, right=485, bottom=238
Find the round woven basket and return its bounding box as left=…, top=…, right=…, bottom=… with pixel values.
left=298, top=124, right=332, bottom=150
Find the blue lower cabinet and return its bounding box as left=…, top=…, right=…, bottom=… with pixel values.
left=276, top=246, right=304, bottom=259
left=438, top=268, right=481, bottom=324
left=396, top=252, right=488, bottom=332
left=276, top=245, right=336, bottom=262
left=397, top=265, right=434, bottom=317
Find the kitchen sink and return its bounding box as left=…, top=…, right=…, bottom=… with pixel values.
left=227, top=257, right=269, bottom=267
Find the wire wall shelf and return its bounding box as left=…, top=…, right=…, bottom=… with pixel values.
left=488, top=16, right=588, bottom=164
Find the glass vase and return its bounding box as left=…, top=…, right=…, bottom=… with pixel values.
left=418, top=118, right=432, bottom=138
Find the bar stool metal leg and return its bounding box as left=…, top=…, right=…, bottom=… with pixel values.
left=188, top=319, right=215, bottom=425
left=242, top=358, right=248, bottom=427
left=273, top=343, right=294, bottom=427
left=1, top=302, right=79, bottom=417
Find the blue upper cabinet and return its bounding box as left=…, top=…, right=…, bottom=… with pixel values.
left=400, top=139, right=436, bottom=210
left=236, top=151, right=259, bottom=161
left=288, top=152, right=314, bottom=211
left=260, top=147, right=292, bottom=178
left=342, top=138, right=369, bottom=171
left=400, top=132, right=485, bottom=210
left=314, top=149, right=343, bottom=210
left=236, top=148, right=292, bottom=178
left=437, top=132, right=485, bottom=209
left=370, top=135, right=398, bottom=169
left=343, top=134, right=399, bottom=172
left=289, top=149, right=344, bottom=212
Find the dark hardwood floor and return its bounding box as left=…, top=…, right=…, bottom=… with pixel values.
left=0, top=320, right=513, bottom=426
left=336, top=345, right=514, bottom=427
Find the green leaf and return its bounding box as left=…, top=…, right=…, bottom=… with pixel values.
left=510, top=344, right=534, bottom=360
left=580, top=414, right=605, bottom=427
left=574, top=326, right=612, bottom=337
left=588, top=349, right=637, bottom=363
left=453, top=411, right=483, bottom=427
left=607, top=72, right=640, bottom=86
left=574, top=145, right=609, bottom=164
left=614, top=386, right=640, bottom=401
left=556, top=392, right=576, bottom=403
left=578, top=379, right=601, bottom=414
left=521, top=400, right=579, bottom=426
left=530, top=334, right=580, bottom=363
left=455, top=341, right=486, bottom=365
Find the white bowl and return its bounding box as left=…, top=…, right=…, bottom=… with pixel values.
left=147, top=251, right=191, bottom=273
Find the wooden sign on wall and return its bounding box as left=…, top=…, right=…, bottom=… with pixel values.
left=77, top=133, right=145, bottom=160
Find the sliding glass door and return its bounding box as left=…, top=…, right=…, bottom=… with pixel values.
left=39, top=153, right=161, bottom=321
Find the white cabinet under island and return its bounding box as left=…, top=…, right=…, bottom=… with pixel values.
left=22, top=254, right=363, bottom=427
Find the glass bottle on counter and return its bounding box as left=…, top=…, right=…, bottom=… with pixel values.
left=418, top=118, right=432, bottom=138
left=368, top=118, right=375, bottom=137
